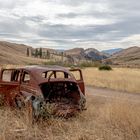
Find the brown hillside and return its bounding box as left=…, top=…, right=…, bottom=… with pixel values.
left=109, top=46, right=140, bottom=66
left=65, top=48, right=84, bottom=56
left=0, top=41, right=30, bottom=54
left=0, top=41, right=47, bottom=65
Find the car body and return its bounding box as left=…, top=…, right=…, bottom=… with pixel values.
left=0, top=65, right=86, bottom=118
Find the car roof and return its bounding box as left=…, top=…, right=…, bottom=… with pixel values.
left=21, top=65, right=70, bottom=73
left=1, top=65, right=72, bottom=75
left=22, top=66, right=76, bottom=83
left=0, top=65, right=77, bottom=84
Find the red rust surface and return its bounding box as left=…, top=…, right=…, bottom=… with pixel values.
left=0, top=66, right=86, bottom=118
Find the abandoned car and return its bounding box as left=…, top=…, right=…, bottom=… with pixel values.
left=0, top=66, right=86, bottom=118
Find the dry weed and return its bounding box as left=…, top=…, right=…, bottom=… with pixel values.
left=0, top=95, right=139, bottom=140
left=82, top=68, right=140, bottom=93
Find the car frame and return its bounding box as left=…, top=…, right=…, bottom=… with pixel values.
left=0, top=65, right=86, bottom=118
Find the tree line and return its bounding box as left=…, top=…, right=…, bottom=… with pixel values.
left=26, top=48, right=65, bottom=60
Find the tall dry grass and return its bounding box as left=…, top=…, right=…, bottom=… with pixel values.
left=82, top=68, right=140, bottom=93
left=0, top=66, right=140, bottom=139
left=0, top=95, right=139, bottom=140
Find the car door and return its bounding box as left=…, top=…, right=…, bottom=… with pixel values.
left=70, top=69, right=85, bottom=95
left=20, top=70, right=33, bottom=97
left=20, top=70, right=38, bottom=98
left=0, top=69, right=21, bottom=106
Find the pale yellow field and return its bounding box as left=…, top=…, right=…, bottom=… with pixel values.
left=0, top=66, right=140, bottom=140
left=0, top=96, right=139, bottom=140
left=82, top=68, right=140, bottom=93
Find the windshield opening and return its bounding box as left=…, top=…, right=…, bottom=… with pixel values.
left=42, top=71, right=71, bottom=79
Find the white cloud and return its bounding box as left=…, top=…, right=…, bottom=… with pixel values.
left=0, top=0, right=140, bottom=50
left=122, top=34, right=140, bottom=42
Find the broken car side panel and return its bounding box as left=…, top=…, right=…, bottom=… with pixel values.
left=0, top=66, right=86, bottom=118
left=0, top=69, right=21, bottom=106
left=69, top=69, right=85, bottom=95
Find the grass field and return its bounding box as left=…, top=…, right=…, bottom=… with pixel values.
left=82, top=67, right=140, bottom=93
left=0, top=95, right=139, bottom=140
left=0, top=66, right=140, bottom=140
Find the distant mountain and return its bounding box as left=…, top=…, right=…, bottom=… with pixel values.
left=65, top=48, right=108, bottom=61
left=84, top=48, right=108, bottom=60
left=56, top=49, right=65, bottom=53
left=65, top=48, right=84, bottom=55
left=65, top=48, right=85, bottom=59
left=106, top=46, right=140, bottom=66
left=102, top=48, right=123, bottom=55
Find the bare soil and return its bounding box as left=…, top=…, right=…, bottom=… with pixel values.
left=86, top=86, right=140, bottom=103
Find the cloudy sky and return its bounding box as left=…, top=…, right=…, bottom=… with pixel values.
left=0, top=0, right=140, bottom=50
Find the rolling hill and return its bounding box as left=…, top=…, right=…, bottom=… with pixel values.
left=102, top=48, right=123, bottom=55
left=107, top=46, right=140, bottom=67
left=65, top=48, right=108, bottom=61
left=0, top=41, right=140, bottom=67
left=0, top=41, right=48, bottom=65
left=84, top=48, right=108, bottom=60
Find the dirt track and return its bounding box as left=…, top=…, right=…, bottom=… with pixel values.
left=86, top=86, right=140, bottom=103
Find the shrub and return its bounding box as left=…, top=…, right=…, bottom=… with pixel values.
left=98, top=65, right=112, bottom=71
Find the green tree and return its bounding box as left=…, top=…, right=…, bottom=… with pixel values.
left=46, top=50, right=50, bottom=59
left=26, top=48, right=30, bottom=57
left=35, top=48, right=39, bottom=58
left=39, top=48, right=42, bottom=58
left=61, top=51, right=64, bottom=62
left=31, top=48, right=34, bottom=57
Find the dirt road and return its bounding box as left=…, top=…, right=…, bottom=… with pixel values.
left=86, top=86, right=140, bottom=103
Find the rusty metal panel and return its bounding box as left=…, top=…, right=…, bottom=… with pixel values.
left=0, top=66, right=86, bottom=118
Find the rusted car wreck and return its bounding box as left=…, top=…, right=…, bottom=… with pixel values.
left=0, top=66, right=86, bottom=118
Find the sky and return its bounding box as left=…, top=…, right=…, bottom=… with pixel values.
left=0, top=0, right=140, bottom=50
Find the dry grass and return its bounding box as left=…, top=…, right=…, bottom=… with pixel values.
left=0, top=66, right=140, bottom=139
left=0, top=95, right=140, bottom=140
left=82, top=67, right=140, bottom=93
